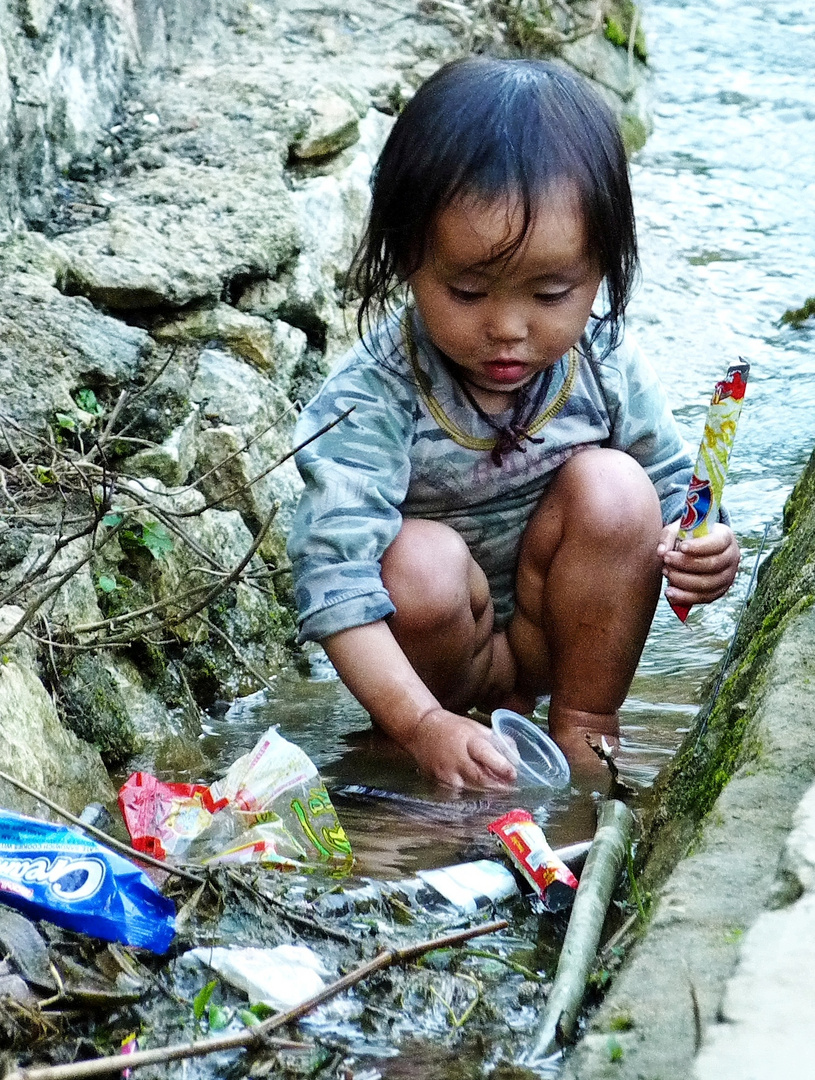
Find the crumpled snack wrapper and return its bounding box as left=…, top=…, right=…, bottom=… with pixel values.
left=119, top=727, right=352, bottom=871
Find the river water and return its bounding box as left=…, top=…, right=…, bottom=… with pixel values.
left=200, top=0, right=815, bottom=879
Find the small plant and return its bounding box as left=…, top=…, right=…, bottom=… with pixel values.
left=608, top=1012, right=634, bottom=1031
left=75, top=388, right=105, bottom=416
left=97, top=573, right=119, bottom=594
left=192, top=979, right=218, bottom=1031
left=626, top=841, right=649, bottom=922
left=608, top=1035, right=624, bottom=1062
left=105, top=512, right=174, bottom=561
left=780, top=296, right=815, bottom=327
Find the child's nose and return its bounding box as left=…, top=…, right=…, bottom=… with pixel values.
left=484, top=304, right=527, bottom=342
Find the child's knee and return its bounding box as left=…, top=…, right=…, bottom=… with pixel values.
left=382, top=519, right=474, bottom=630
left=558, top=448, right=662, bottom=540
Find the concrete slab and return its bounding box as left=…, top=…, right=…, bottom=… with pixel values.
left=694, top=782, right=815, bottom=1080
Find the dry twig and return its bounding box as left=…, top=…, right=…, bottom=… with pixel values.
left=6, top=921, right=508, bottom=1079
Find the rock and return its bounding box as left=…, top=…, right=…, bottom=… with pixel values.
left=19, top=0, right=60, bottom=37
left=190, top=347, right=301, bottom=538
left=124, top=408, right=199, bottom=488
left=0, top=605, right=114, bottom=816
left=560, top=33, right=652, bottom=152
left=96, top=479, right=293, bottom=700
left=694, top=780, right=815, bottom=1079
left=291, top=89, right=360, bottom=160
left=58, top=652, right=141, bottom=765
left=0, top=0, right=132, bottom=228
left=0, top=260, right=149, bottom=449
left=283, top=108, right=394, bottom=357
left=154, top=303, right=308, bottom=383
left=53, top=163, right=299, bottom=311
left=235, top=278, right=289, bottom=322
left=784, top=782, right=815, bottom=892
left=98, top=654, right=206, bottom=776
left=9, top=532, right=105, bottom=635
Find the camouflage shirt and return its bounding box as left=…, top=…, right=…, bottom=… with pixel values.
left=288, top=307, right=693, bottom=643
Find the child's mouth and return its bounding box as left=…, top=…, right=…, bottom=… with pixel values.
left=483, top=359, right=529, bottom=384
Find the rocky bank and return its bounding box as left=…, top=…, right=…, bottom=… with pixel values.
left=560, top=448, right=815, bottom=1079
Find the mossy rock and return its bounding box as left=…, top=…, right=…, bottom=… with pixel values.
left=780, top=296, right=815, bottom=328
left=639, top=445, right=815, bottom=876
left=58, top=653, right=140, bottom=766
left=603, top=1, right=648, bottom=63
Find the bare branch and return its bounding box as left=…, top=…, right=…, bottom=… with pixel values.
left=0, top=520, right=124, bottom=649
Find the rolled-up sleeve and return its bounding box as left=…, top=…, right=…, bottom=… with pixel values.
left=287, top=358, right=416, bottom=643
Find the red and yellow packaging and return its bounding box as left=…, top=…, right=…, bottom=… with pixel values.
left=488, top=809, right=578, bottom=912
left=670, top=358, right=749, bottom=622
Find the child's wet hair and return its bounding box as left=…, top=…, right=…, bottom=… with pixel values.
left=350, top=56, right=637, bottom=356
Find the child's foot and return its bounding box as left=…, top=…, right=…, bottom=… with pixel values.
left=548, top=705, right=620, bottom=788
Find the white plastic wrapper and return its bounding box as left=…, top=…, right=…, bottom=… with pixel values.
left=183, top=943, right=330, bottom=1010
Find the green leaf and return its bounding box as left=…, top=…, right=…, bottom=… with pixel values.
left=141, top=520, right=174, bottom=560
left=192, top=979, right=218, bottom=1022
left=608, top=1036, right=624, bottom=1062
left=207, top=1004, right=231, bottom=1032
left=238, top=1009, right=261, bottom=1028
left=55, top=412, right=76, bottom=431
left=97, top=574, right=118, bottom=594
left=75, top=388, right=104, bottom=416
left=102, top=512, right=123, bottom=528
left=34, top=466, right=57, bottom=484
left=247, top=1001, right=274, bottom=1020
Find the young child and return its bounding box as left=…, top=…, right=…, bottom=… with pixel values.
left=287, top=57, right=740, bottom=790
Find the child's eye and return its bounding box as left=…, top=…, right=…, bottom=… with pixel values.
left=535, top=288, right=572, bottom=304
left=448, top=286, right=485, bottom=303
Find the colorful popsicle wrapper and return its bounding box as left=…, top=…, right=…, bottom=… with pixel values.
left=670, top=358, right=749, bottom=622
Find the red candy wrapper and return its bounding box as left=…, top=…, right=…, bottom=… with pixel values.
left=488, top=809, right=578, bottom=912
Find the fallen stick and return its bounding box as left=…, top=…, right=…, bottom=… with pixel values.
left=5, top=919, right=508, bottom=1079
left=522, top=799, right=633, bottom=1065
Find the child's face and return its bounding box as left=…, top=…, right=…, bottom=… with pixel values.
left=410, top=185, right=602, bottom=400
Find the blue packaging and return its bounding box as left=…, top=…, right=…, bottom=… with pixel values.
left=0, top=810, right=175, bottom=953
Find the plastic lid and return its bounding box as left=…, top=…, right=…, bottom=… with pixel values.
left=491, top=709, right=571, bottom=790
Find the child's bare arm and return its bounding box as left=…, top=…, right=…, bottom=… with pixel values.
left=657, top=520, right=740, bottom=608
left=322, top=621, right=516, bottom=790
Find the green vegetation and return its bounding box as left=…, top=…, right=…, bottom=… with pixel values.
left=780, top=296, right=815, bottom=327
left=608, top=1035, right=625, bottom=1061
left=57, top=652, right=140, bottom=764
left=608, top=1012, right=634, bottom=1031
left=604, top=1, right=647, bottom=62
left=640, top=447, right=815, bottom=866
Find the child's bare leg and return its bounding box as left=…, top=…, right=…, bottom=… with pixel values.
left=380, top=519, right=515, bottom=713
left=508, top=448, right=663, bottom=765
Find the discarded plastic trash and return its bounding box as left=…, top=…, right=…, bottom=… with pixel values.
left=119, top=726, right=352, bottom=871
left=316, top=858, right=520, bottom=918
left=489, top=809, right=578, bottom=913
left=416, top=859, right=519, bottom=914
left=182, top=943, right=330, bottom=1011
left=491, top=710, right=571, bottom=790
left=0, top=809, right=175, bottom=952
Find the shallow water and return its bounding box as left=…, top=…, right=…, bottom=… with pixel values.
left=199, top=0, right=815, bottom=882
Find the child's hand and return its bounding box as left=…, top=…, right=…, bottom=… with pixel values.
left=405, top=708, right=517, bottom=791
left=657, top=520, right=740, bottom=608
